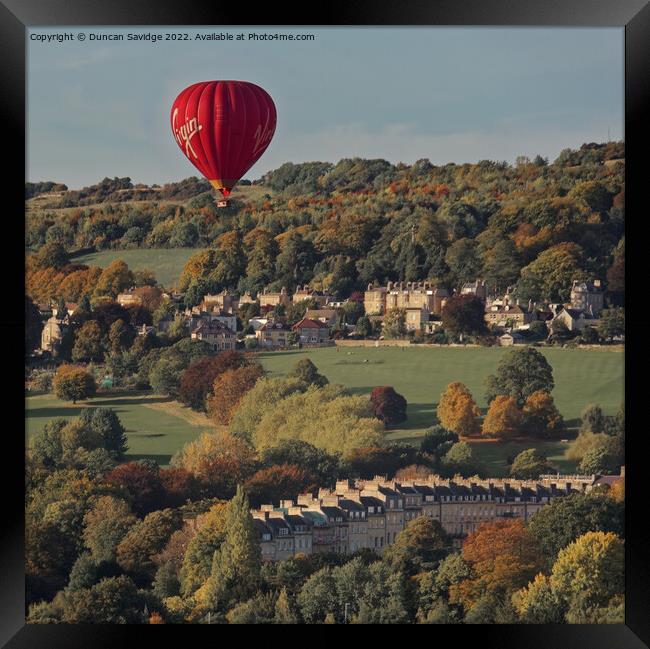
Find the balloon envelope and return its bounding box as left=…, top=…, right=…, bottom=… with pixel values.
left=171, top=80, right=276, bottom=197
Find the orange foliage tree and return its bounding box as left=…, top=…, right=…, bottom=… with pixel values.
left=481, top=395, right=522, bottom=439
left=449, top=519, right=543, bottom=611
left=207, top=363, right=265, bottom=425
left=522, top=390, right=565, bottom=439
left=436, top=382, right=481, bottom=437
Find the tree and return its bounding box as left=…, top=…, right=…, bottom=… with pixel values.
left=369, top=386, right=407, bottom=425
left=108, top=319, right=135, bottom=354
left=342, top=444, right=419, bottom=480
left=355, top=316, right=372, bottom=338
left=226, top=592, right=277, bottom=624
left=105, top=461, right=166, bottom=516
left=598, top=308, right=625, bottom=341
left=53, top=365, right=96, bottom=403
left=297, top=567, right=338, bottom=624
left=244, top=464, right=316, bottom=508
left=93, top=259, right=134, bottom=299
left=26, top=295, right=43, bottom=353
left=485, top=347, right=554, bottom=406
left=116, top=508, right=183, bottom=582
left=179, top=351, right=248, bottom=411
left=440, top=442, right=482, bottom=478
left=578, top=443, right=620, bottom=475
left=522, top=390, right=564, bottom=439
left=509, top=449, right=552, bottom=479
left=72, top=320, right=104, bottom=363
left=207, top=363, right=264, bottom=425
left=274, top=587, right=300, bottom=623
left=229, top=377, right=308, bottom=444
left=549, top=531, right=624, bottom=622
left=383, top=517, right=450, bottom=574
left=451, top=519, right=543, bottom=611
left=482, top=395, right=522, bottom=439
left=445, top=238, right=482, bottom=289
left=79, top=407, right=128, bottom=460
left=441, top=295, right=487, bottom=336
left=202, top=486, right=261, bottom=611
left=580, top=404, right=606, bottom=434
left=419, top=425, right=458, bottom=458
left=527, top=493, right=624, bottom=567
left=436, top=382, right=481, bottom=437
left=383, top=308, right=407, bottom=339
left=287, top=358, right=329, bottom=387
left=82, top=496, right=136, bottom=562
left=512, top=573, right=566, bottom=623
left=259, top=439, right=341, bottom=487
left=171, top=431, right=257, bottom=499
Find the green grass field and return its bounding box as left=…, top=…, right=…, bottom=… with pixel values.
left=25, top=391, right=214, bottom=466
left=73, top=248, right=202, bottom=289
left=256, top=346, right=624, bottom=476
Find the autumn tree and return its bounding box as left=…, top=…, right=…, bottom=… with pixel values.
left=171, top=431, right=257, bottom=499
left=53, top=365, right=96, bottom=403
left=383, top=517, right=450, bottom=574
left=383, top=308, right=407, bottom=339
left=441, top=294, right=487, bottom=337
left=82, top=495, right=137, bottom=562
left=485, top=347, right=554, bottom=406
left=93, top=259, right=134, bottom=299
left=108, top=318, right=135, bottom=354
left=105, top=461, right=166, bottom=516
left=522, top=390, right=564, bottom=439
left=549, top=531, right=624, bottom=623
left=244, top=464, right=317, bottom=508
left=482, top=395, right=522, bottom=439
left=451, top=519, right=543, bottom=612
left=179, top=351, right=248, bottom=411
left=71, top=320, right=104, bottom=363
left=369, top=386, right=408, bottom=425
left=207, top=363, right=264, bottom=425
left=436, top=382, right=481, bottom=437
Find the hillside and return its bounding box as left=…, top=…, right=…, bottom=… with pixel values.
left=26, top=141, right=625, bottom=304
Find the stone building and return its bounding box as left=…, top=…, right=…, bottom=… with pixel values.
left=570, top=279, right=604, bottom=316
left=190, top=320, right=236, bottom=351
left=364, top=282, right=449, bottom=321
left=292, top=317, right=330, bottom=344
left=202, top=291, right=239, bottom=314
left=258, top=287, right=291, bottom=308
left=256, top=320, right=292, bottom=347
left=249, top=472, right=618, bottom=560
left=41, top=315, right=69, bottom=354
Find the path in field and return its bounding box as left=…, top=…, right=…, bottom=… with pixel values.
left=25, top=391, right=213, bottom=465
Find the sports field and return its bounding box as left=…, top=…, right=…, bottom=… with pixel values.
left=257, top=345, right=624, bottom=476
left=73, top=248, right=202, bottom=289
left=25, top=391, right=215, bottom=466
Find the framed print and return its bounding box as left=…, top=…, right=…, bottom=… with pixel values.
left=2, top=0, right=648, bottom=645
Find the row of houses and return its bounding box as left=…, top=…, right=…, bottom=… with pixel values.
left=250, top=471, right=621, bottom=561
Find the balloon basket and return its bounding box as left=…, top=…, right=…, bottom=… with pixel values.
left=217, top=200, right=229, bottom=208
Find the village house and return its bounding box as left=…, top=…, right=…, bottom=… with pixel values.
left=201, top=291, right=239, bottom=314
left=116, top=288, right=142, bottom=308
left=550, top=307, right=599, bottom=333
left=249, top=471, right=621, bottom=560
left=293, top=285, right=334, bottom=307
left=499, top=331, right=527, bottom=346
left=258, top=287, right=291, bottom=308
left=304, top=308, right=340, bottom=327
left=292, top=317, right=330, bottom=344
left=256, top=320, right=292, bottom=347
left=190, top=319, right=236, bottom=351
left=460, top=279, right=488, bottom=301
left=51, top=302, right=78, bottom=318
left=404, top=306, right=429, bottom=332
left=484, top=294, right=533, bottom=330
left=186, top=308, right=237, bottom=335
left=570, top=279, right=604, bottom=316
left=41, top=314, right=69, bottom=354
left=364, top=281, right=448, bottom=317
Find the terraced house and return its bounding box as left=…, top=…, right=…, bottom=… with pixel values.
left=249, top=472, right=621, bottom=561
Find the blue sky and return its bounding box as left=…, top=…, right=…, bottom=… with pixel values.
left=27, top=27, right=623, bottom=189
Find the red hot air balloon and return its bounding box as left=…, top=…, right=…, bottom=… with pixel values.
left=170, top=80, right=276, bottom=202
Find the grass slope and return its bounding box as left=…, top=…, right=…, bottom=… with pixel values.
left=25, top=391, right=214, bottom=466
left=73, top=248, right=202, bottom=289
left=257, top=346, right=624, bottom=476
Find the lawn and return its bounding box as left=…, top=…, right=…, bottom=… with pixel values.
left=25, top=391, right=215, bottom=466
left=72, top=248, right=203, bottom=289
left=256, top=346, right=624, bottom=476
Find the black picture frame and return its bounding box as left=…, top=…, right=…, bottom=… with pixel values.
left=4, top=0, right=647, bottom=645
